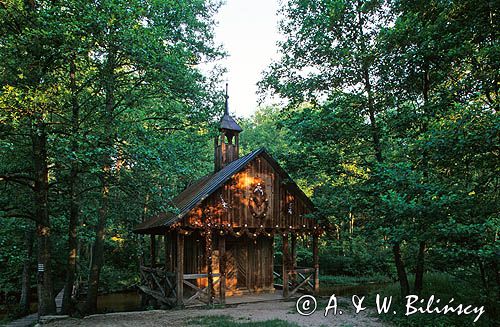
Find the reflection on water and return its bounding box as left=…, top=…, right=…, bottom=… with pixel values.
left=318, top=282, right=387, bottom=296
left=1, top=291, right=142, bottom=322
left=2, top=284, right=387, bottom=321
left=96, top=291, right=142, bottom=313
left=94, top=284, right=386, bottom=313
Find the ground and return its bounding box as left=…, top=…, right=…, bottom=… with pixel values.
left=44, top=297, right=390, bottom=327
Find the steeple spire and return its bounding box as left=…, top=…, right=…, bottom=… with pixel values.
left=224, top=83, right=229, bottom=115
left=219, top=84, right=242, bottom=132
left=215, top=83, right=242, bottom=171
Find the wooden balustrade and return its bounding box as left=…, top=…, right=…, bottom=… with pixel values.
left=138, top=266, right=222, bottom=307
left=183, top=273, right=221, bottom=305
left=273, top=265, right=316, bottom=297
left=139, top=266, right=177, bottom=306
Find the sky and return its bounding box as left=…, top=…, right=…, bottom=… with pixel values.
left=211, top=0, right=282, bottom=117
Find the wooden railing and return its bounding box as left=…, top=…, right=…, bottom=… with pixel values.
left=288, top=268, right=315, bottom=296
left=183, top=273, right=221, bottom=305
left=273, top=265, right=315, bottom=297
left=139, top=266, right=222, bottom=307
left=139, top=266, right=177, bottom=306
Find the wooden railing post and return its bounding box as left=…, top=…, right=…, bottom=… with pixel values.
left=282, top=234, right=289, bottom=298
left=219, top=236, right=226, bottom=305
left=176, top=232, right=184, bottom=307
left=313, top=234, right=319, bottom=295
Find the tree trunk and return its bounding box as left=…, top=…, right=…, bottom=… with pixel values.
left=313, top=234, right=320, bottom=295
left=491, top=260, right=500, bottom=301
left=84, top=46, right=115, bottom=314
left=19, top=228, right=34, bottom=315
left=414, top=241, right=426, bottom=295
left=356, top=0, right=383, bottom=163
left=84, top=167, right=110, bottom=314
left=62, top=55, right=80, bottom=315
left=363, top=67, right=383, bottom=163
left=33, top=120, right=56, bottom=316
left=358, top=2, right=410, bottom=295
left=393, top=243, right=410, bottom=298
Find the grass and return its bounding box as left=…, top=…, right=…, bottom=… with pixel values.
left=188, top=315, right=300, bottom=327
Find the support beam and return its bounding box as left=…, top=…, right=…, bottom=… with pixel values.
left=205, top=229, right=214, bottom=305
left=282, top=234, right=289, bottom=298
left=291, top=234, right=297, bottom=286
left=164, top=232, right=172, bottom=271
left=176, top=232, right=184, bottom=307
left=150, top=235, right=156, bottom=267
left=218, top=236, right=226, bottom=305
left=312, top=234, right=319, bottom=295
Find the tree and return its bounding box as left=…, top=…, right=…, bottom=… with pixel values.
left=259, top=0, right=415, bottom=296
left=1, top=0, right=224, bottom=316
left=260, top=0, right=499, bottom=300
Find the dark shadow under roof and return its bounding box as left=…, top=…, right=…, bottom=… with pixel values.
left=133, top=148, right=314, bottom=234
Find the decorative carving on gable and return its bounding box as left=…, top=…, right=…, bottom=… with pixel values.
left=249, top=181, right=269, bottom=221
left=283, top=193, right=295, bottom=217
left=220, top=194, right=230, bottom=210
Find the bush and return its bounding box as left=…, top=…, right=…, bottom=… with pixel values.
left=367, top=272, right=498, bottom=327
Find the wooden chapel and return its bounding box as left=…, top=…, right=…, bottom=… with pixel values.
left=133, top=87, right=323, bottom=307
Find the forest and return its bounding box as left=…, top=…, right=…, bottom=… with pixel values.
left=0, top=0, right=498, bottom=326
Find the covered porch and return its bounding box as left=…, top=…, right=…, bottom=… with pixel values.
left=138, top=228, right=320, bottom=308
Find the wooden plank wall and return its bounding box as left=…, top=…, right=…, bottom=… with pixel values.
left=183, top=234, right=274, bottom=293
left=183, top=154, right=313, bottom=229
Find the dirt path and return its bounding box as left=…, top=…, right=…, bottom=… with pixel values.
left=44, top=298, right=390, bottom=327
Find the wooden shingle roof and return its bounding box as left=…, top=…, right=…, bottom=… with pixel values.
left=133, top=148, right=314, bottom=234
left=219, top=113, right=242, bottom=132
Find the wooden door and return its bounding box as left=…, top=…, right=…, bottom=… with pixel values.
left=225, top=238, right=249, bottom=294
left=236, top=242, right=248, bottom=290
left=225, top=242, right=238, bottom=293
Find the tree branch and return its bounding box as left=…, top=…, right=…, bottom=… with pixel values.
left=0, top=174, right=35, bottom=189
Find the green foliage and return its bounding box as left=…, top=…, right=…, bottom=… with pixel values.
left=0, top=0, right=225, bottom=313
left=257, top=0, right=499, bottom=304
left=367, top=272, right=499, bottom=326
left=0, top=0, right=498, bottom=322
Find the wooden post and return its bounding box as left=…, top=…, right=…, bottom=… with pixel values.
left=312, top=234, right=319, bottom=295
left=282, top=234, right=289, bottom=298
left=150, top=235, right=156, bottom=267
left=291, top=234, right=297, bottom=286
left=218, top=236, right=226, bottom=305
left=205, top=229, right=214, bottom=305
left=176, top=232, right=184, bottom=307
left=164, top=232, right=172, bottom=271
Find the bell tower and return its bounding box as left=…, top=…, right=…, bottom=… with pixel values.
left=215, top=84, right=242, bottom=172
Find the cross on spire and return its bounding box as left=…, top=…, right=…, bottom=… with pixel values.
left=224, top=83, right=229, bottom=115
